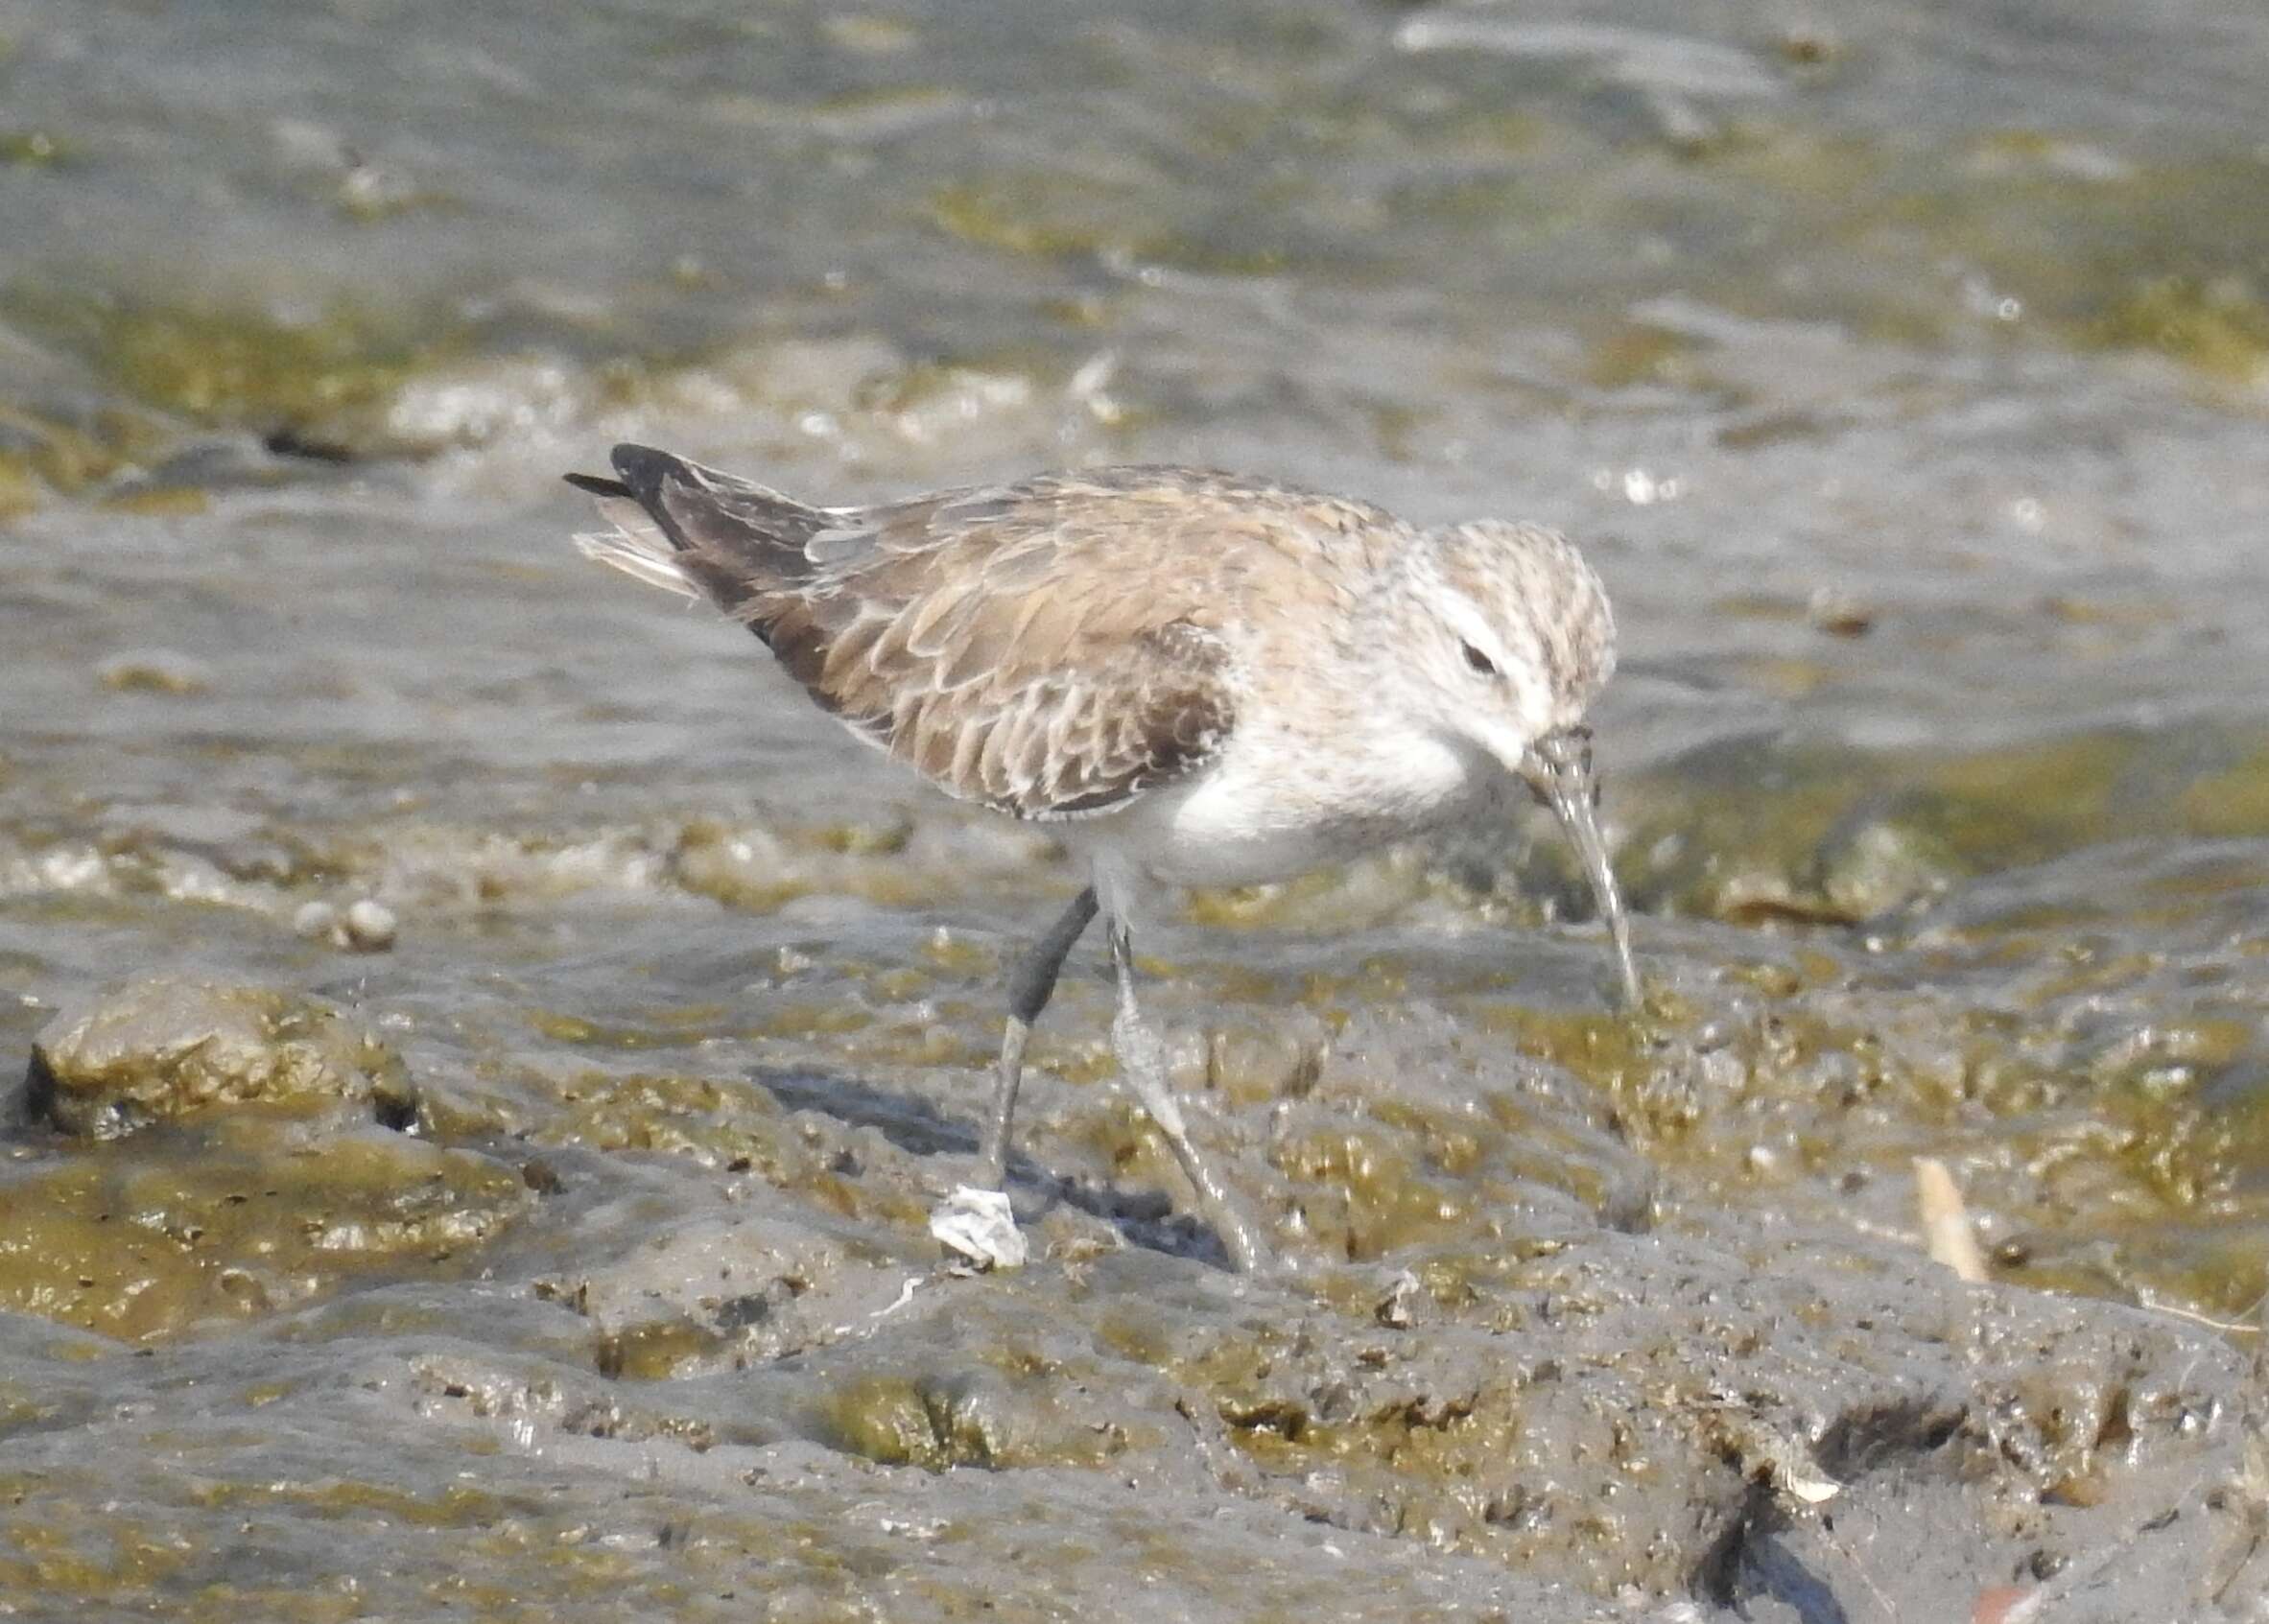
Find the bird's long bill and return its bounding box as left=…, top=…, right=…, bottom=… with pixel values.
left=1524, top=728, right=1643, bottom=1012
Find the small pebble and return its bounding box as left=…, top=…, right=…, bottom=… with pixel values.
left=1779, top=25, right=1840, bottom=65
left=97, top=649, right=213, bottom=695
left=1808, top=586, right=1875, bottom=637
left=293, top=901, right=339, bottom=940
left=343, top=899, right=398, bottom=953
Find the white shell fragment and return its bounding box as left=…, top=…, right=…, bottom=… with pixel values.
left=294, top=897, right=398, bottom=953
left=343, top=898, right=399, bottom=952
left=929, top=1185, right=1028, bottom=1270
left=1778, top=1460, right=1845, bottom=1505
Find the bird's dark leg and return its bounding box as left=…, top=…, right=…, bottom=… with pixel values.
left=1104, top=915, right=1274, bottom=1274
left=978, top=887, right=1099, bottom=1190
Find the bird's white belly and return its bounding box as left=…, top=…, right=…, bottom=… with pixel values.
left=1107, top=724, right=1492, bottom=887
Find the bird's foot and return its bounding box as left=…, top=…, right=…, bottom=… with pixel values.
left=1109, top=1003, right=1275, bottom=1276
left=929, top=1185, right=1028, bottom=1270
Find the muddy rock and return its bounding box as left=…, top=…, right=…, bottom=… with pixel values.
left=23, top=976, right=414, bottom=1139
left=543, top=1203, right=919, bottom=1380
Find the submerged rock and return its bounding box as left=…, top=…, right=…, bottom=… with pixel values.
left=1810, top=791, right=1969, bottom=919
left=24, top=976, right=413, bottom=1139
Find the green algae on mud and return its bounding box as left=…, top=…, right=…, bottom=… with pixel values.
left=3, top=291, right=454, bottom=436
left=532, top=1069, right=927, bottom=1241
left=0, top=400, right=172, bottom=516
left=0, top=1121, right=527, bottom=1341
left=1570, top=130, right=2269, bottom=388
left=0, top=128, right=71, bottom=168
left=810, top=1368, right=1123, bottom=1471
left=1598, top=720, right=2269, bottom=927
left=926, top=177, right=1290, bottom=277
left=537, top=1070, right=804, bottom=1175
left=1465, top=935, right=2269, bottom=1319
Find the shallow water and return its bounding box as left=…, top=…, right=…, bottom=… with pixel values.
left=4, top=0, right=2268, bottom=1615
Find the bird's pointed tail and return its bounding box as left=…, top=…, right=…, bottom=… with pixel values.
left=566, top=470, right=702, bottom=600
left=564, top=444, right=829, bottom=611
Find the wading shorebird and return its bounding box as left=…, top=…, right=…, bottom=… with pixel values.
left=567, top=446, right=1640, bottom=1274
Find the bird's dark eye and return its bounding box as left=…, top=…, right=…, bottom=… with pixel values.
left=1461, top=642, right=1500, bottom=678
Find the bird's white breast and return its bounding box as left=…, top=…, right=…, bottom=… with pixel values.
left=1108, top=719, right=1490, bottom=887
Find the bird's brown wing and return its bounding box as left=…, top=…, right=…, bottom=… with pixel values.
left=769, top=471, right=1266, bottom=819
left=603, top=455, right=1275, bottom=819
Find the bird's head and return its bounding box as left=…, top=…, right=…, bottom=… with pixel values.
left=1393, top=518, right=1641, bottom=1009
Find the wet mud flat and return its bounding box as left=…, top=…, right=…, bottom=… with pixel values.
left=5, top=0, right=2269, bottom=1613
left=7, top=953, right=2266, bottom=1622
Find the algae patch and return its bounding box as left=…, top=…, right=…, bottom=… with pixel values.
left=0, top=402, right=171, bottom=515
left=810, top=1366, right=1123, bottom=1472
left=12, top=293, right=433, bottom=425
left=927, top=175, right=1288, bottom=276
left=1603, top=723, right=2269, bottom=928
left=0, top=129, right=70, bottom=168
left=0, top=1122, right=526, bottom=1342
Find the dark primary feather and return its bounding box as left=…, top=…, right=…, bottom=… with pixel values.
left=578, top=444, right=1245, bottom=820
